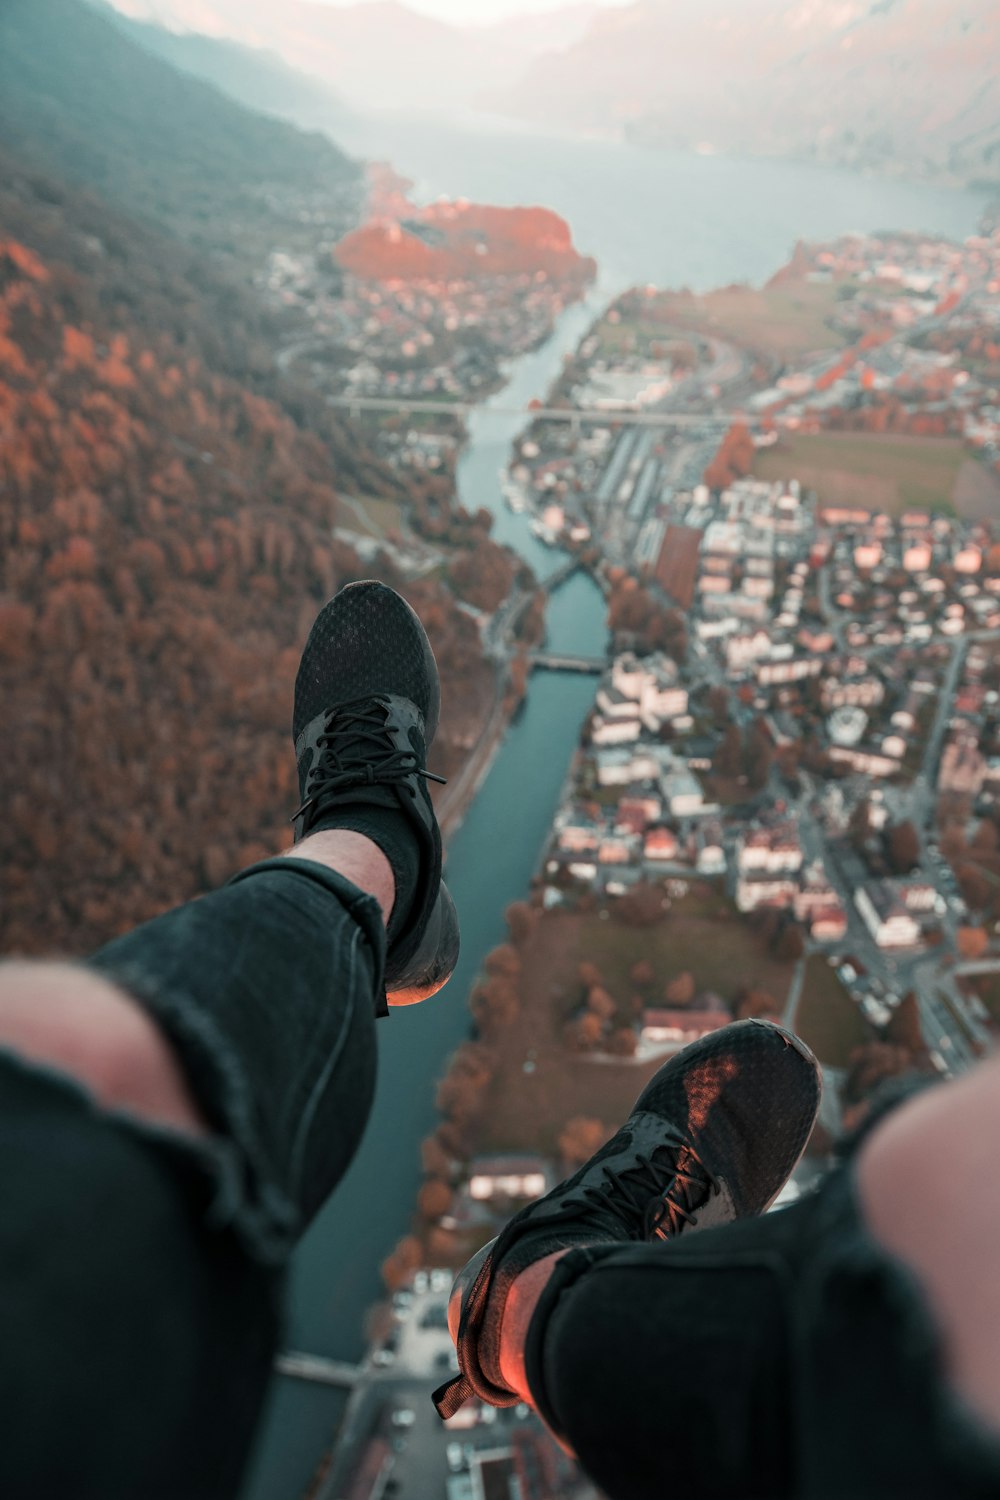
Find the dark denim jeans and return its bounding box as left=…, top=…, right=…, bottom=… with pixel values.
left=527, top=1166, right=1000, bottom=1500
left=0, top=858, right=383, bottom=1500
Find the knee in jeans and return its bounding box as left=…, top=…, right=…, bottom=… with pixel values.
left=0, top=961, right=209, bottom=1134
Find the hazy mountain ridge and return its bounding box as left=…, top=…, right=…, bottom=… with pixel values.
left=104, top=0, right=1000, bottom=187
left=96, top=2, right=352, bottom=135
left=496, top=0, right=1000, bottom=186
left=102, top=0, right=603, bottom=113
left=1, top=0, right=362, bottom=280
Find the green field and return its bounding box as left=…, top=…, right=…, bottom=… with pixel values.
left=754, top=431, right=964, bottom=515
left=576, top=888, right=793, bottom=1009
left=469, top=896, right=801, bottom=1158
left=794, top=957, right=872, bottom=1067
left=638, top=279, right=853, bottom=362
left=338, top=493, right=405, bottom=540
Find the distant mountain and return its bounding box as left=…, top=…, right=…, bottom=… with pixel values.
left=492, top=0, right=1000, bottom=186
left=101, top=0, right=604, bottom=114
left=95, top=3, right=351, bottom=135
left=0, top=0, right=361, bottom=278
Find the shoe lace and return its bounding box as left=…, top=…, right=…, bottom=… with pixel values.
left=291, top=703, right=446, bottom=824
left=566, top=1134, right=720, bottom=1240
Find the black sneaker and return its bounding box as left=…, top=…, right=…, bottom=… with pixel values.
left=292, top=580, right=459, bottom=1013
left=434, top=1019, right=821, bottom=1417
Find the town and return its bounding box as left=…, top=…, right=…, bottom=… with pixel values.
left=319, top=220, right=1000, bottom=1499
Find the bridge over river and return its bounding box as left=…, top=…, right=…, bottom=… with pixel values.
left=327, top=393, right=732, bottom=430
left=530, top=652, right=606, bottom=674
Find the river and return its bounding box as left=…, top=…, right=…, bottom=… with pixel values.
left=244, top=123, right=986, bottom=1500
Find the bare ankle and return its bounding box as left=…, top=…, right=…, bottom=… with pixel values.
left=497, top=1249, right=571, bottom=1401
left=283, top=830, right=395, bottom=927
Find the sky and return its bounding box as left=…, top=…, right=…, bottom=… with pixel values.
left=313, top=0, right=632, bottom=25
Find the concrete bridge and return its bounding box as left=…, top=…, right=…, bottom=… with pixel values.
left=274, top=1351, right=361, bottom=1389
left=539, top=557, right=582, bottom=594
left=530, top=652, right=607, bottom=675
left=327, top=394, right=731, bottom=430
left=952, top=958, right=1000, bottom=978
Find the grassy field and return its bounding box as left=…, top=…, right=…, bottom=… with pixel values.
left=338, top=493, right=405, bottom=540
left=473, top=895, right=797, bottom=1157
left=954, top=457, right=1000, bottom=521
left=596, top=320, right=696, bottom=363
left=641, top=278, right=853, bottom=362
left=576, top=887, right=793, bottom=1006
left=754, top=431, right=964, bottom=515
left=794, top=957, right=872, bottom=1068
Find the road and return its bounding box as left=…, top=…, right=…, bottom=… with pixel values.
left=324, top=393, right=744, bottom=428
left=816, top=563, right=848, bottom=653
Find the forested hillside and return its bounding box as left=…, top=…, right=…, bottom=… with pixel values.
left=0, top=0, right=361, bottom=274
left=95, top=2, right=351, bottom=136
left=0, top=154, right=494, bottom=956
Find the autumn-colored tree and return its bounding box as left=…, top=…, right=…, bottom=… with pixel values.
left=436, top=1042, right=495, bottom=1125
left=665, top=971, right=696, bottom=1007
left=505, top=900, right=537, bottom=946
left=0, top=173, right=513, bottom=962
left=956, top=925, right=989, bottom=961
left=587, top=985, right=617, bottom=1021
left=972, top=819, right=999, bottom=856
left=616, top=882, right=667, bottom=927
left=558, top=1116, right=611, bottom=1168
left=745, top=729, right=773, bottom=792
left=703, top=422, right=755, bottom=491
left=734, top=988, right=781, bottom=1020
left=607, top=1027, right=639, bottom=1058
left=886, top=821, right=921, bottom=874
left=571, top=1013, right=605, bottom=1051
left=885, top=992, right=926, bottom=1053
left=421, top=1130, right=455, bottom=1181
left=417, top=1180, right=454, bottom=1221
left=485, top=944, right=521, bottom=979
left=714, top=724, right=743, bottom=780
left=381, top=1234, right=424, bottom=1293
left=841, top=1042, right=915, bottom=1110
left=471, top=976, right=521, bottom=1038
left=956, top=863, right=991, bottom=912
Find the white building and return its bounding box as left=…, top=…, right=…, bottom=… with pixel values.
left=828, top=707, right=869, bottom=747
left=855, top=881, right=921, bottom=948
left=594, top=747, right=661, bottom=787
left=591, top=715, right=641, bottom=746
left=737, top=824, right=803, bottom=875
left=661, top=769, right=706, bottom=818
left=736, top=876, right=798, bottom=912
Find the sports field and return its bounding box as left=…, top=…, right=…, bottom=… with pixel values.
left=794, top=957, right=871, bottom=1068
left=634, top=278, right=852, bottom=362
left=754, top=431, right=965, bottom=515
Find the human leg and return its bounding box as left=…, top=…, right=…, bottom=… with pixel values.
left=472, top=1058, right=1000, bottom=1500
left=436, top=1020, right=822, bottom=1418
left=0, top=580, right=461, bottom=1496
left=0, top=848, right=383, bottom=1500
left=856, top=1050, right=1000, bottom=1437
